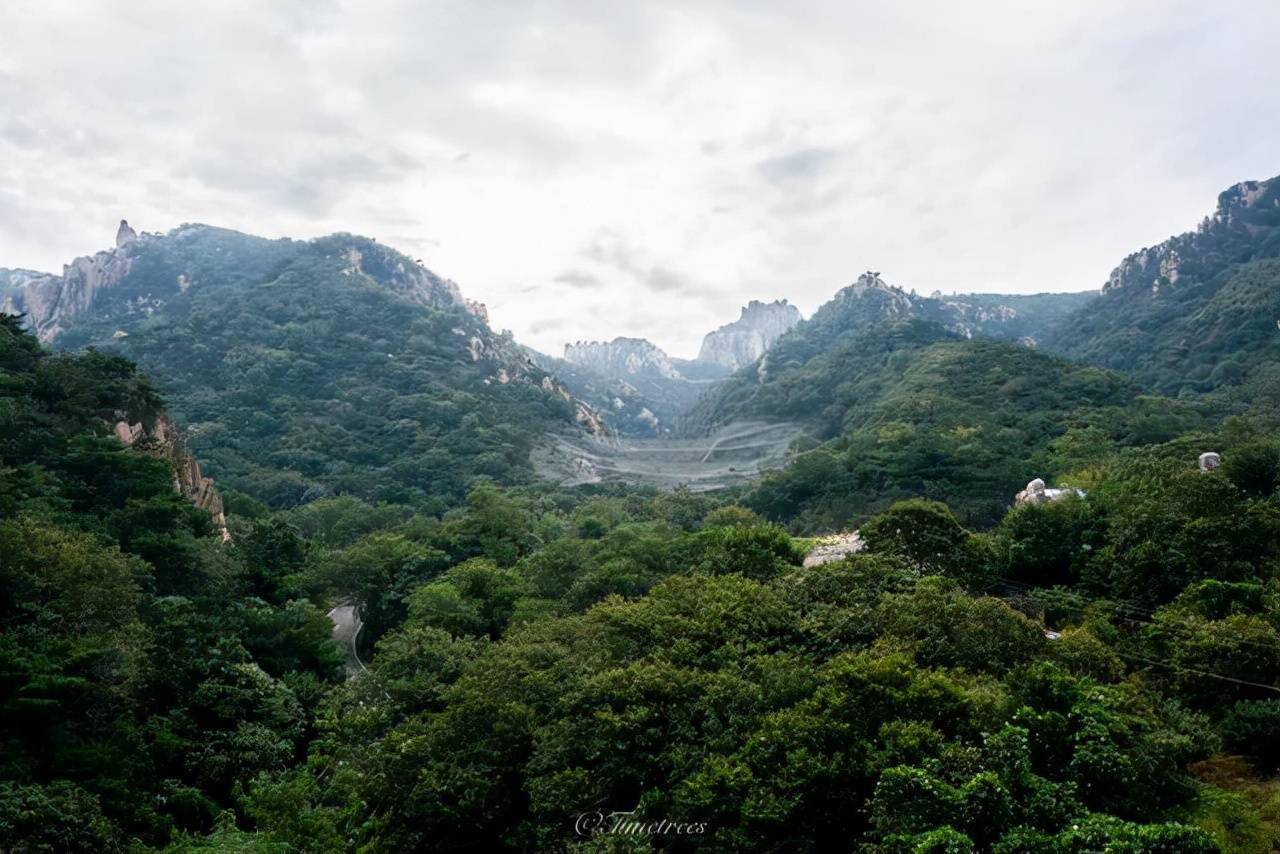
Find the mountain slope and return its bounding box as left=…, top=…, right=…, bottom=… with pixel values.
left=3, top=224, right=587, bottom=511
left=740, top=325, right=1202, bottom=530
left=691, top=273, right=1092, bottom=435
left=685, top=273, right=1201, bottom=529
left=1045, top=175, right=1280, bottom=396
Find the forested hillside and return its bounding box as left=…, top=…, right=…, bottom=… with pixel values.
left=694, top=307, right=1201, bottom=530
left=4, top=225, right=582, bottom=512
left=6, top=314, right=1280, bottom=851
left=0, top=315, right=343, bottom=849
left=1046, top=175, right=1280, bottom=399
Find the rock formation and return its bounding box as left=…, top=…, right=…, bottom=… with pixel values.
left=1014, top=478, right=1086, bottom=505
left=696, top=299, right=801, bottom=370
left=564, top=337, right=684, bottom=380
left=802, top=532, right=864, bottom=567
left=2, top=235, right=137, bottom=342
left=113, top=413, right=230, bottom=541
left=115, top=219, right=138, bottom=248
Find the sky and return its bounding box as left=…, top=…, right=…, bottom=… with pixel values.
left=2, top=1, right=1279, bottom=358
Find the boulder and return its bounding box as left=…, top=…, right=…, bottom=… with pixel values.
left=803, top=532, right=863, bottom=567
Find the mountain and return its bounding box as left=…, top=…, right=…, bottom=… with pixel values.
left=696, top=298, right=801, bottom=369
left=686, top=273, right=1200, bottom=529
left=691, top=272, right=1095, bottom=434
left=1, top=222, right=592, bottom=511
left=741, top=321, right=1200, bottom=530
left=555, top=335, right=732, bottom=434
left=525, top=345, right=674, bottom=436
left=1045, top=175, right=1280, bottom=398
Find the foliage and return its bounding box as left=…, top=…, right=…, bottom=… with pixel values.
left=52, top=226, right=577, bottom=511
left=0, top=318, right=342, bottom=848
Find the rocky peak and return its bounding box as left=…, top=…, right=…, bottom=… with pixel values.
left=2, top=223, right=138, bottom=342
left=564, top=337, right=682, bottom=380
left=115, top=219, right=138, bottom=248
left=1103, top=174, right=1280, bottom=295
left=697, top=298, right=802, bottom=370
left=849, top=270, right=891, bottom=295
left=825, top=271, right=915, bottom=320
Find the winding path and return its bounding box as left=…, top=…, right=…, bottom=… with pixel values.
left=326, top=604, right=366, bottom=679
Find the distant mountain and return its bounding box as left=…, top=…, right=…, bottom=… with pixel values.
left=1045, top=175, right=1280, bottom=399
left=691, top=272, right=1094, bottom=434
left=681, top=272, right=1200, bottom=529
left=1, top=222, right=591, bottom=510
left=563, top=337, right=687, bottom=383
left=555, top=334, right=734, bottom=435
left=697, top=299, right=801, bottom=369
left=525, top=345, right=675, bottom=436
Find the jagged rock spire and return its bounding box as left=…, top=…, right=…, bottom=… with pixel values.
left=116, top=219, right=138, bottom=248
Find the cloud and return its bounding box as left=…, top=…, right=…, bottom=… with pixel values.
left=757, top=147, right=837, bottom=184
left=644, top=267, right=687, bottom=293
left=553, top=270, right=604, bottom=289
left=1, top=1, right=1279, bottom=357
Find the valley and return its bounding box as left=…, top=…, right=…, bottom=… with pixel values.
left=4, top=172, right=1280, bottom=853
left=535, top=419, right=807, bottom=490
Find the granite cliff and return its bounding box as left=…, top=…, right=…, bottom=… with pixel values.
left=113, top=412, right=231, bottom=541
left=697, top=299, right=801, bottom=370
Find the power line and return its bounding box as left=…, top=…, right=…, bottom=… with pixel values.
left=986, top=576, right=1280, bottom=656
left=1114, top=650, right=1280, bottom=695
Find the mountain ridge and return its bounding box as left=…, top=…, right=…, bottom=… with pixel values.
left=1045, top=174, right=1280, bottom=397
left=1, top=221, right=591, bottom=510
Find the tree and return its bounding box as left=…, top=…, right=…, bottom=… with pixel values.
left=861, top=499, right=974, bottom=578
left=1222, top=440, right=1280, bottom=497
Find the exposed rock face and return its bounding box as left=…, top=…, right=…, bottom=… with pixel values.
left=324, top=233, right=486, bottom=320
left=1101, top=177, right=1279, bottom=295
left=802, top=532, right=863, bottom=567
left=697, top=299, right=801, bottom=370
left=1014, top=478, right=1085, bottom=505
left=564, top=337, right=684, bottom=380
left=113, top=413, right=230, bottom=541
left=115, top=219, right=138, bottom=248
left=2, top=238, right=136, bottom=343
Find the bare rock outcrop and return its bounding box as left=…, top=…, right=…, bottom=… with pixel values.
left=1015, top=478, right=1085, bottom=505
left=1, top=223, right=140, bottom=342
left=113, top=413, right=230, bottom=541
left=803, top=532, right=864, bottom=567
left=696, top=299, right=801, bottom=370
left=115, top=219, right=138, bottom=248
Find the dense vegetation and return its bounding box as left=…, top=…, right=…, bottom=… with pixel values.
left=0, top=315, right=343, bottom=849
left=697, top=317, right=1202, bottom=530
left=6, top=315, right=1280, bottom=852
left=1046, top=175, right=1280, bottom=399
left=54, top=226, right=577, bottom=512
left=7, top=179, right=1280, bottom=850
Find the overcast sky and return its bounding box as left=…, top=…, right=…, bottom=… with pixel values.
left=2, top=1, right=1279, bottom=357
